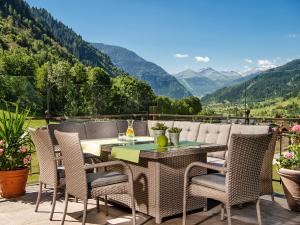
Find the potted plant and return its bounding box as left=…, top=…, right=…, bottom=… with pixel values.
left=151, top=122, right=168, bottom=140
left=0, top=104, right=33, bottom=198
left=168, top=127, right=182, bottom=146
left=289, top=124, right=300, bottom=145
left=276, top=142, right=300, bottom=211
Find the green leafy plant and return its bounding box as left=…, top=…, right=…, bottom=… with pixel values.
left=151, top=122, right=168, bottom=131
left=168, top=127, right=182, bottom=134
left=0, top=103, right=33, bottom=171
left=276, top=144, right=300, bottom=170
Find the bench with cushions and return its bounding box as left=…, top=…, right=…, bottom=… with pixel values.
left=47, top=119, right=276, bottom=198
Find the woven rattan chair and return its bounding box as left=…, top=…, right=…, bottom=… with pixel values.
left=183, top=133, right=272, bottom=225
left=54, top=130, right=136, bottom=225
left=29, top=127, right=64, bottom=221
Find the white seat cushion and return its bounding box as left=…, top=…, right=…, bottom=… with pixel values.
left=207, top=157, right=226, bottom=167
left=197, top=123, right=231, bottom=159
left=192, top=173, right=226, bottom=192
left=147, top=120, right=174, bottom=137
left=173, top=121, right=200, bottom=142
left=87, top=171, right=128, bottom=188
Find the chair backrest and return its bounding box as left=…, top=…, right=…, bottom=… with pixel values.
left=84, top=121, right=118, bottom=139
left=29, top=127, right=57, bottom=186
left=226, top=133, right=272, bottom=205
left=260, top=128, right=278, bottom=195
left=54, top=130, right=88, bottom=200
left=116, top=120, right=128, bottom=133
left=197, top=123, right=231, bottom=159
left=48, top=123, right=87, bottom=145
left=133, top=121, right=148, bottom=136
left=173, top=121, right=200, bottom=141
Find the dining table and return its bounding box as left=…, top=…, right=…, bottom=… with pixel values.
left=81, top=136, right=227, bottom=224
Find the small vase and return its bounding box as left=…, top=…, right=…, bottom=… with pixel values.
left=278, top=168, right=300, bottom=211
left=153, top=130, right=166, bottom=143
left=0, top=167, right=29, bottom=198
left=169, top=133, right=180, bottom=146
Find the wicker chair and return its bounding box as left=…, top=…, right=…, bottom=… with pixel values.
left=183, top=134, right=272, bottom=225
left=260, top=130, right=278, bottom=200
left=28, top=127, right=65, bottom=221
left=54, top=130, right=136, bottom=225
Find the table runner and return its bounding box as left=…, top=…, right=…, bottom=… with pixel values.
left=111, top=141, right=203, bottom=163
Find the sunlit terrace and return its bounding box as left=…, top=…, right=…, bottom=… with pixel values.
left=1, top=114, right=300, bottom=225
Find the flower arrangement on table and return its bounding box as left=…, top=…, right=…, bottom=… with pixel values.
left=151, top=122, right=169, bottom=131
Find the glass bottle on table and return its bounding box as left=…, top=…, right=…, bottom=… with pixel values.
left=126, top=119, right=135, bottom=138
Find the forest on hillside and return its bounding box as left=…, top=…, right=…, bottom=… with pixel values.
left=0, top=0, right=202, bottom=116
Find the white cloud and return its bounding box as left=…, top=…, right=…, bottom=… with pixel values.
left=195, top=56, right=210, bottom=63
left=174, top=53, right=189, bottom=58
left=257, top=59, right=276, bottom=69
left=244, top=58, right=253, bottom=64
left=288, top=34, right=296, bottom=38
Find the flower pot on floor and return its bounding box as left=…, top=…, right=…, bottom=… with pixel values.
left=0, top=167, right=29, bottom=198
left=278, top=168, right=300, bottom=211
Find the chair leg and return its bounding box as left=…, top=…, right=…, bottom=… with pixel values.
left=256, top=199, right=262, bottom=225
left=221, top=204, right=225, bottom=221
left=271, top=193, right=275, bottom=201
left=49, top=187, right=57, bottom=220
left=82, top=200, right=88, bottom=225
left=61, top=193, right=69, bottom=225
left=35, top=182, right=43, bottom=212
left=105, top=195, right=108, bottom=216
left=226, top=205, right=232, bottom=225
left=131, top=195, right=136, bottom=225
left=96, top=197, right=100, bottom=213
left=182, top=183, right=188, bottom=225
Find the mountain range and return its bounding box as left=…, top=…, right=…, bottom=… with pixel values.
left=92, top=43, right=191, bottom=99
left=202, top=59, right=300, bottom=104
left=173, top=67, right=256, bottom=97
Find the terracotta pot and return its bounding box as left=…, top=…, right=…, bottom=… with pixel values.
left=0, top=167, right=29, bottom=198
left=278, top=168, right=300, bottom=211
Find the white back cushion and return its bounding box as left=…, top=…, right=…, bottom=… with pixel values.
left=197, top=123, right=231, bottom=145
left=173, top=121, right=200, bottom=142
left=197, top=123, right=231, bottom=159
left=147, top=120, right=174, bottom=137
left=229, top=124, right=270, bottom=144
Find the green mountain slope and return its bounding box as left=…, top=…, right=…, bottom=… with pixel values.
left=30, top=8, right=121, bottom=76
left=0, top=0, right=156, bottom=115
left=92, top=43, right=191, bottom=99
left=202, top=59, right=300, bottom=104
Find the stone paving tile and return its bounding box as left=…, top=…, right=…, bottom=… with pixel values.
left=0, top=185, right=299, bottom=225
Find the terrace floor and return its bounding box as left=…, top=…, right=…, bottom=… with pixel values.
left=0, top=185, right=299, bottom=225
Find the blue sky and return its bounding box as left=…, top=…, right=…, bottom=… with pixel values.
left=26, top=0, right=300, bottom=74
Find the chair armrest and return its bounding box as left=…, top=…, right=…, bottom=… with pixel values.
left=186, top=162, right=227, bottom=173
left=84, top=160, right=129, bottom=171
